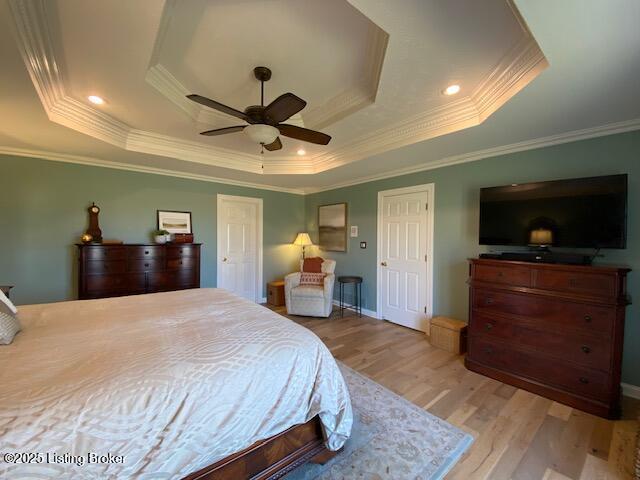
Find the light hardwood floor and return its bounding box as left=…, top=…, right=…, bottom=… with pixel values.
left=267, top=305, right=639, bottom=480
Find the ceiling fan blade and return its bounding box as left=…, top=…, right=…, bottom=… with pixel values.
left=264, top=93, right=307, bottom=123
left=199, top=125, right=245, bottom=136
left=278, top=124, right=331, bottom=145
left=263, top=137, right=282, bottom=151
left=187, top=94, right=249, bottom=121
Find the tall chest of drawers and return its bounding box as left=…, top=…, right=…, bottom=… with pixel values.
left=77, top=243, right=201, bottom=300
left=466, top=258, right=630, bottom=418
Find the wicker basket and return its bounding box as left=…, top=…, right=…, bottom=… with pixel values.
left=430, top=316, right=467, bottom=354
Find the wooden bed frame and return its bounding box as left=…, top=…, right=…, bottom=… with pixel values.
left=183, top=416, right=337, bottom=479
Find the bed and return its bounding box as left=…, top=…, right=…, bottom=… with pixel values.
left=0, top=288, right=352, bottom=479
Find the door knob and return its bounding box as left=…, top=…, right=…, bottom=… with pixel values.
left=223, top=257, right=228, bottom=262
left=380, top=261, right=387, bottom=266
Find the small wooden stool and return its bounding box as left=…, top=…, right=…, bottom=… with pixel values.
left=430, top=316, right=467, bottom=354
left=267, top=280, right=285, bottom=306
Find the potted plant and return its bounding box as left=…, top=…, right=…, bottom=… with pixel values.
left=153, top=229, right=170, bottom=244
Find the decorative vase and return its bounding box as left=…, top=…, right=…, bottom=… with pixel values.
left=154, top=235, right=167, bottom=244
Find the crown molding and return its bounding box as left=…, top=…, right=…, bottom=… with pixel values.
left=9, top=0, right=547, bottom=177
left=303, top=118, right=640, bottom=194
left=310, top=32, right=548, bottom=173
left=145, top=2, right=388, bottom=132
left=302, top=24, right=389, bottom=130
left=2, top=118, right=637, bottom=196
left=0, top=146, right=306, bottom=195
left=8, top=0, right=302, bottom=175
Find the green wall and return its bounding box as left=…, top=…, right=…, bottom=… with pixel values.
left=304, top=130, right=640, bottom=385
left=1, top=130, right=638, bottom=385
left=0, top=155, right=305, bottom=305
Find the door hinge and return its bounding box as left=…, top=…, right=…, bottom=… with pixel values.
left=424, top=306, right=427, bottom=314
left=425, top=254, right=428, bottom=261
left=425, top=203, right=429, bottom=210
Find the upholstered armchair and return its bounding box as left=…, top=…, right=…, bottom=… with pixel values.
left=284, top=259, right=336, bottom=317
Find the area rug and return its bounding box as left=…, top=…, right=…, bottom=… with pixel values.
left=286, top=363, right=473, bottom=480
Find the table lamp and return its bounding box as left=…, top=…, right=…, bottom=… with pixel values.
left=529, top=228, right=553, bottom=251
left=293, top=232, right=313, bottom=259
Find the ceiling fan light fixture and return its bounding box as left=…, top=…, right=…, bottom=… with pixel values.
left=244, top=124, right=279, bottom=145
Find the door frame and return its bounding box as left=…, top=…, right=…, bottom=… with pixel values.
left=376, top=183, right=435, bottom=326
left=216, top=194, right=263, bottom=303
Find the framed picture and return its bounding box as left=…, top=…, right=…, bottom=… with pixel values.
left=157, top=210, right=192, bottom=234
left=318, top=203, right=347, bottom=252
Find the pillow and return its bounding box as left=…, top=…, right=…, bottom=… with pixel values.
left=0, top=290, right=20, bottom=345
left=299, top=272, right=326, bottom=286
left=302, top=257, right=324, bottom=273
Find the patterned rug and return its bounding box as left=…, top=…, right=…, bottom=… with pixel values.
left=286, top=363, right=473, bottom=480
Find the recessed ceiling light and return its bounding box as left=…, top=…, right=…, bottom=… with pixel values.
left=87, top=95, right=105, bottom=105
left=443, top=84, right=461, bottom=96
left=297, top=148, right=306, bottom=156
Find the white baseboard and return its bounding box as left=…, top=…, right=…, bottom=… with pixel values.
left=260, top=297, right=267, bottom=304
left=332, top=299, right=379, bottom=319
left=622, top=382, right=640, bottom=399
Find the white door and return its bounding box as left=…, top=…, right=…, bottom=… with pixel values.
left=217, top=195, right=263, bottom=302
left=378, top=186, right=433, bottom=332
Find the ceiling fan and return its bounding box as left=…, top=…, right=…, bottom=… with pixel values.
left=186, top=66, right=331, bottom=152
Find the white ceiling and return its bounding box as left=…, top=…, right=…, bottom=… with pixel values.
left=1, top=0, right=639, bottom=193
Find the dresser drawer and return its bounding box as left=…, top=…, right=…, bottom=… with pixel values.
left=127, top=258, right=164, bottom=272
left=166, top=256, right=196, bottom=270
left=84, top=273, right=145, bottom=294
left=128, top=246, right=164, bottom=259
left=472, top=288, right=614, bottom=335
left=474, top=264, right=531, bottom=287
left=147, top=270, right=198, bottom=292
left=468, top=337, right=610, bottom=400
left=166, top=245, right=198, bottom=259
left=83, top=246, right=126, bottom=261
left=85, top=260, right=126, bottom=275
left=470, top=312, right=612, bottom=371
left=534, top=269, right=616, bottom=298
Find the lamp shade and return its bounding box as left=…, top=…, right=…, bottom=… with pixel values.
left=244, top=124, right=279, bottom=145
left=293, top=232, right=313, bottom=246
left=529, top=228, right=553, bottom=246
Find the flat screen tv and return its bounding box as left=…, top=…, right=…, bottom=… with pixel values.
left=479, top=174, right=627, bottom=249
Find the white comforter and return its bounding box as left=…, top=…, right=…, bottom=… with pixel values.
left=0, top=289, right=352, bottom=479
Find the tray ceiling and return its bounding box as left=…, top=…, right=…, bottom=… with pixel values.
left=7, top=0, right=546, bottom=175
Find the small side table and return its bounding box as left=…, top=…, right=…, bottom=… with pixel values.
left=1, top=285, right=14, bottom=300
left=267, top=280, right=285, bottom=306
left=338, top=276, right=362, bottom=317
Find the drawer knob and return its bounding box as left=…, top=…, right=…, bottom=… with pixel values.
left=144, top=263, right=149, bottom=268
left=483, top=346, right=493, bottom=354
left=579, top=377, right=589, bottom=384
left=581, top=345, right=591, bottom=354
left=485, top=323, right=493, bottom=331
left=584, top=314, right=592, bottom=323
left=569, top=278, right=577, bottom=286
left=497, top=271, right=504, bottom=277
left=179, top=261, right=183, bottom=265
left=145, top=250, right=149, bottom=255
left=485, top=297, right=494, bottom=305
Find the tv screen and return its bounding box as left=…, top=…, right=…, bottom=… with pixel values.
left=479, top=174, right=627, bottom=249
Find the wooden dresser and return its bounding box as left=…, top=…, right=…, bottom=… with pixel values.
left=466, top=258, right=630, bottom=418
left=77, top=243, right=201, bottom=299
